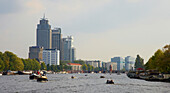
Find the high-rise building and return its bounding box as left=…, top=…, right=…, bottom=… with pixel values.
left=72, top=47, right=76, bottom=62
left=61, top=36, right=75, bottom=62
left=52, top=28, right=62, bottom=60
left=125, top=56, right=135, bottom=71
left=29, top=46, right=43, bottom=62
left=43, top=49, right=60, bottom=65
left=52, top=28, right=62, bottom=50
left=111, top=57, right=124, bottom=71
left=36, top=15, right=52, bottom=49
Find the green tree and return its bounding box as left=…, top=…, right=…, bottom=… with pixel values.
left=2, top=53, right=10, bottom=70
left=81, top=64, right=88, bottom=71
left=0, top=59, right=4, bottom=71
left=87, top=64, right=92, bottom=71
left=74, top=60, right=85, bottom=65
left=41, top=62, right=47, bottom=70
left=47, top=64, right=51, bottom=71
left=135, top=55, right=144, bottom=70
left=145, top=49, right=164, bottom=70
left=94, top=67, right=100, bottom=72
left=51, top=65, right=55, bottom=71
left=33, top=59, right=40, bottom=70
left=3, top=51, right=24, bottom=71
left=145, top=45, right=170, bottom=73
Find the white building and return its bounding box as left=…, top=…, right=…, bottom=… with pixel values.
left=43, top=49, right=60, bottom=65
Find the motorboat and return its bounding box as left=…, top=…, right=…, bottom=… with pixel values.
left=29, top=73, right=40, bottom=80
left=106, top=79, right=114, bottom=84
left=37, top=75, right=48, bottom=82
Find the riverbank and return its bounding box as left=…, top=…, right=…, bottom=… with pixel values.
left=127, top=70, right=170, bottom=82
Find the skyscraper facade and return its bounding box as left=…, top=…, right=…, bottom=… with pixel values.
left=125, top=56, right=135, bottom=71
left=36, top=16, right=52, bottom=49
left=71, top=47, right=76, bottom=62
left=29, top=46, right=43, bottom=62
left=61, top=36, right=75, bottom=62
left=52, top=28, right=62, bottom=50
left=111, top=57, right=124, bottom=71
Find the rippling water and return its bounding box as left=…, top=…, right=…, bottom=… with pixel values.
left=0, top=73, right=170, bottom=93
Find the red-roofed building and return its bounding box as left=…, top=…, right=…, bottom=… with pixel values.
left=67, top=63, right=82, bottom=71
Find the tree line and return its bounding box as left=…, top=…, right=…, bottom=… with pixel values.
left=0, top=51, right=43, bottom=71
left=0, top=51, right=103, bottom=72
left=145, top=45, right=170, bottom=73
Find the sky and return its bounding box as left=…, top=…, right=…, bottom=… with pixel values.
left=1, top=0, right=170, bottom=63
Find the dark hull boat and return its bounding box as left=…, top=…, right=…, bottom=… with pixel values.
left=37, top=76, right=48, bottom=82
left=29, top=74, right=40, bottom=80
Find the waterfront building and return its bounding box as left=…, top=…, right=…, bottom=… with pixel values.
left=36, top=15, right=52, bottom=49
left=43, top=49, right=60, bottom=65
left=67, top=63, right=82, bottom=71
left=106, top=62, right=117, bottom=71
left=111, top=57, right=124, bottom=71
left=52, top=28, right=62, bottom=60
left=61, top=36, right=75, bottom=62
left=29, top=46, right=43, bottom=62
left=125, top=56, right=135, bottom=71
left=84, top=60, right=102, bottom=68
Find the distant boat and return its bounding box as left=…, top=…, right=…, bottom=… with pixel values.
left=100, top=76, right=105, bottom=78
left=71, top=76, right=76, bottom=79
left=117, top=72, right=121, bottom=75
left=106, top=79, right=114, bottom=84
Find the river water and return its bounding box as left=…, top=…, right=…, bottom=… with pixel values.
left=0, top=73, right=170, bottom=93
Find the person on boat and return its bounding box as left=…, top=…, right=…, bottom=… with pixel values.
left=42, top=71, right=46, bottom=76
left=37, top=71, right=40, bottom=75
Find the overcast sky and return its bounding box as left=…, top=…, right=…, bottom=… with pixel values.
left=0, top=0, right=170, bottom=63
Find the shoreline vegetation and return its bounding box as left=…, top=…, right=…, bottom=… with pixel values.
left=0, top=45, right=169, bottom=83
left=127, top=44, right=170, bottom=82
left=0, top=51, right=106, bottom=74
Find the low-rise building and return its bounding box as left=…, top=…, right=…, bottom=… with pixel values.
left=67, top=63, right=82, bottom=71
left=84, top=60, right=102, bottom=68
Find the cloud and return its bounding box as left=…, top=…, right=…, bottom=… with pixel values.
left=0, top=0, right=23, bottom=14
left=127, top=0, right=142, bottom=3
left=25, top=0, right=44, bottom=14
